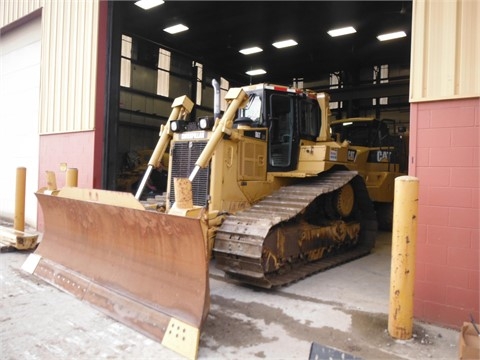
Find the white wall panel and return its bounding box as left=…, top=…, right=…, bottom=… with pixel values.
left=410, top=0, right=480, bottom=102
left=0, top=16, right=42, bottom=227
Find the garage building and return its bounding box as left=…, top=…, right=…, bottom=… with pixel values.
left=0, top=0, right=478, bottom=339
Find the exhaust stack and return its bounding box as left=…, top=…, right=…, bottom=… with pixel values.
left=212, top=78, right=221, bottom=121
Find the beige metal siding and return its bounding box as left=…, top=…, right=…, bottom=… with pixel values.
left=1, top=0, right=42, bottom=26
left=1, top=0, right=100, bottom=134
left=410, top=0, right=480, bottom=102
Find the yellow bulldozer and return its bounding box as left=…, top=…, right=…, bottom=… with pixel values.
left=24, top=83, right=378, bottom=359
left=330, top=117, right=409, bottom=229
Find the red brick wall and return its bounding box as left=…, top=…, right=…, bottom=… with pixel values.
left=410, top=97, right=479, bottom=328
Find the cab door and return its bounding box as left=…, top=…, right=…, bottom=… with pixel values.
left=267, top=92, right=299, bottom=172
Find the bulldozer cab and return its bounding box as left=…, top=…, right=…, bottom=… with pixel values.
left=239, top=85, right=322, bottom=172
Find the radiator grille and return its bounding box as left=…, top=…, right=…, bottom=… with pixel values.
left=169, top=141, right=210, bottom=207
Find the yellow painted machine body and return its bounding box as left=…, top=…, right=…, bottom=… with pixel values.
left=25, top=84, right=379, bottom=358
left=331, top=117, right=409, bottom=229
left=164, top=84, right=377, bottom=287
left=166, top=86, right=355, bottom=212
left=167, top=123, right=354, bottom=215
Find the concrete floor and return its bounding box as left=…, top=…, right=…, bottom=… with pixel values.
left=1, top=231, right=460, bottom=359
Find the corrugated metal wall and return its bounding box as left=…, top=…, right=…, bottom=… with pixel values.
left=0, top=0, right=42, bottom=24
left=1, top=0, right=100, bottom=134
left=410, top=0, right=480, bottom=102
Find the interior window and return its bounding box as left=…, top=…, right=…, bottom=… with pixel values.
left=299, top=100, right=320, bottom=139
left=240, top=94, right=263, bottom=124
left=269, top=94, right=293, bottom=167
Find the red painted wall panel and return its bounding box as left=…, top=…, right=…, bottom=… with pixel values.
left=469, top=270, right=479, bottom=292
left=37, top=131, right=95, bottom=231
left=428, top=264, right=470, bottom=289
left=410, top=97, right=480, bottom=328
left=416, top=167, right=450, bottom=187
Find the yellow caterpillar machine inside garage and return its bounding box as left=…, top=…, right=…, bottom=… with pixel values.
left=25, top=83, right=408, bottom=358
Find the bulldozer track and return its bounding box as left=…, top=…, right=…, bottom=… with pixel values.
left=224, top=245, right=372, bottom=288
left=214, top=170, right=377, bottom=288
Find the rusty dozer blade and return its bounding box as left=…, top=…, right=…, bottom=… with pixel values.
left=23, top=187, right=209, bottom=360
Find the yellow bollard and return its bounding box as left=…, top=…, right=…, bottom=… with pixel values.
left=14, top=167, right=26, bottom=232
left=66, top=168, right=78, bottom=187
left=46, top=171, right=57, bottom=191
left=388, top=175, right=419, bottom=339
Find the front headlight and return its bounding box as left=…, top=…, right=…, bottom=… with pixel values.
left=170, top=120, right=187, bottom=132
left=198, top=116, right=214, bottom=130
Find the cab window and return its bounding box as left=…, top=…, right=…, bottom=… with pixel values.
left=239, top=94, right=263, bottom=125
left=299, top=99, right=320, bottom=139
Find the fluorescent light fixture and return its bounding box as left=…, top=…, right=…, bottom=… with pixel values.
left=163, top=24, right=189, bottom=34
left=327, top=26, right=357, bottom=37
left=134, top=0, right=164, bottom=10
left=272, top=39, right=298, bottom=49
left=246, top=69, right=266, bottom=76
left=239, top=47, right=263, bottom=55
left=342, top=122, right=353, bottom=126
left=377, top=31, right=407, bottom=41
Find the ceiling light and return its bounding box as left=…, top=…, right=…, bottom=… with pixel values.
left=163, top=24, right=189, bottom=34
left=239, top=47, right=263, bottom=55
left=134, top=0, right=164, bottom=10
left=377, top=31, right=407, bottom=41
left=272, top=39, right=298, bottom=49
left=246, top=69, right=266, bottom=76
left=327, top=26, right=357, bottom=37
